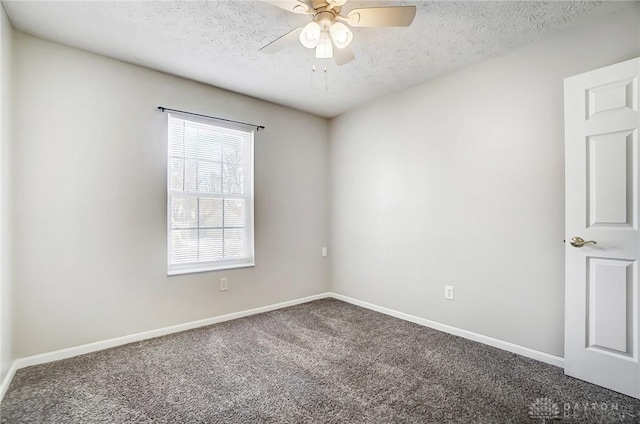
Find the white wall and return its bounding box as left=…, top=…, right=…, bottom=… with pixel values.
left=330, top=4, right=640, bottom=357
left=0, top=4, right=13, bottom=382
left=12, top=33, right=330, bottom=357
left=7, top=3, right=640, bottom=363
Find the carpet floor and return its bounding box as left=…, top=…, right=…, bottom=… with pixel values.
left=1, top=298, right=640, bottom=423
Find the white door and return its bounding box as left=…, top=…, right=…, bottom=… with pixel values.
left=565, top=57, right=640, bottom=398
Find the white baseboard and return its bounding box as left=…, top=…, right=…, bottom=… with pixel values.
left=328, top=292, right=565, bottom=369
left=0, top=360, right=18, bottom=401
left=17, top=292, right=332, bottom=369
left=0, top=290, right=564, bottom=403
left=0, top=292, right=331, bottom=401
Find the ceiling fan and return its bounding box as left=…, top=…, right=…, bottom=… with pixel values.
left=260, top=0, right=417, bottom=65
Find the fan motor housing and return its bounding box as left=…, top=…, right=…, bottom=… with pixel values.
left=312, top=1, right=342, bottom=14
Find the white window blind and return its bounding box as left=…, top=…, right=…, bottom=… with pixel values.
left=167, top=113, right=254, bottom=275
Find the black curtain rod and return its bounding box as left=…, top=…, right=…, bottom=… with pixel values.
left=157, top=106, right=265, bottom=132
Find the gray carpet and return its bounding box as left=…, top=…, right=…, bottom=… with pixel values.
left=2, top=299, right=640, bottom=423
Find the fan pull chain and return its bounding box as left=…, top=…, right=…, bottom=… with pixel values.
left=324, top=58, right=329, bottom=92
left=310, top=64, right=315, bottom=90
left=324, top=66, right=328, bottom=92
left=310, top=60, right=329, bottom=92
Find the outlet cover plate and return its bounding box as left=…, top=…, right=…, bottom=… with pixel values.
left=444, top=285, right=454, bottom=300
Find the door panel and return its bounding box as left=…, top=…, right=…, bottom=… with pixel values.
left=587, top=77, right=637, bottom=119
left=587, top=257, right=634, bottom=355
left=587, top=130, right=637, bottom=228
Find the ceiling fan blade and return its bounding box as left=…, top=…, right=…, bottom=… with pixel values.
left=346, top=6, right=416, bottom=27
left=259, top=28, right=303, bottom=54
left=264, top=0, right=311, bottom=14
left=334, top=45, right=354, bottom=66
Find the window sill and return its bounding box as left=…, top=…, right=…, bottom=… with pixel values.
left=168, top=262, right=255, bottom=276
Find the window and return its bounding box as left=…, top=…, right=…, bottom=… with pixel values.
left=167, top=113, right=254, bottom=275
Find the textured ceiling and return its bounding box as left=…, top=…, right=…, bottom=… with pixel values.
left=2, top=0, right=632, bottom=118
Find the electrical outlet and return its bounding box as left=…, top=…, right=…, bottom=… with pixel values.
left=322, top=247, right=328, bottom=257
left=220, top=278, right=228, bottom=292
left=444, top=285, right=454, bottom=300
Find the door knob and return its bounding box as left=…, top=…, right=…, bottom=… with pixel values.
left=570, top=237, right=596, bottom=248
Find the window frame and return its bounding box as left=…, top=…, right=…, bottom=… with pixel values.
left=166, top=113, right=255, bottom=275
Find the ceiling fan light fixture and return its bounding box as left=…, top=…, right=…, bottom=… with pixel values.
left=329, top=21, right=353, bottom=49
left=261, top=1, right=417, bottom=66
left=315, top=32, right=334, bottom=59
left=299, top=21, right=321, bottom=49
